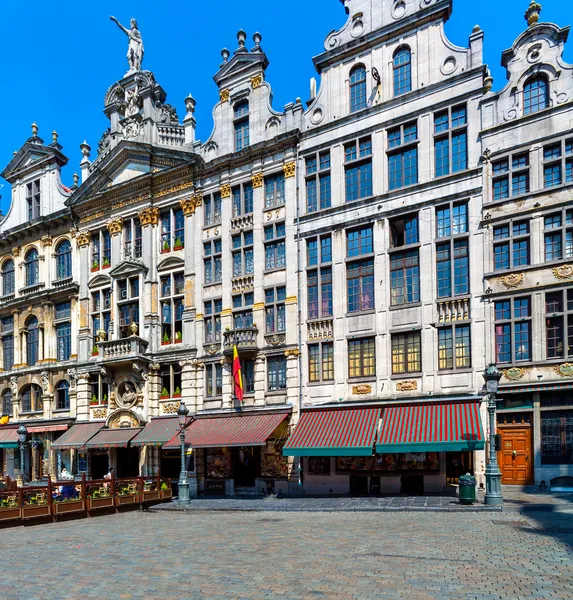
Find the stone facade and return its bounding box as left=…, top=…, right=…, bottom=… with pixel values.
left=0, top=0, right=571, bottom=492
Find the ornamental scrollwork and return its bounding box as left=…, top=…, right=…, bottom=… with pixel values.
left=352, top=384, right=372, bottom=395
left=251, top=74, right=263, bottom=89
left=162, top=402, right=180, bottom=414
left=76, top=231, right=91, bottom=247
left=251, top=172, right=263, bottom=188
left=282, top=162, right=296, bottom=179
left=12, top=247, right=20, bottom=258
left=220, top=184, right=231, bottom=199
left=107, top=218, right=123, bottom=235
left=553, top=265, right=573, bottom=281
left=41, top=235, right=53, bottom=247
left=284, top=349, right=300, bottom=358
left=396, top=380, right=418, bottom=392
left=138, top=207, right=160, bottom=226
left=500, top=272, right=524, bottom=289
left=219, top=89, right=230, bottom=103
left=180, top=193, right=203, bottom=216
left=502, top=367, right=526, bottom=381
left=554, top=363, right=573, bottom=378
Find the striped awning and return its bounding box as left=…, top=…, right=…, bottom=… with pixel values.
left=163, top=412, right=289, bottom=450
left=282, top=407, right=381, bottom=457
left=27, top=424, right=69, bottom=434
left=376, top=401, right=485, bottom=453
left=51, top=422, right=105, bottom=450
left=131, top=417, right=183, bottom=447
left=500, top=383, right=573, bottom=394
left=85, top=428, right=143, bottom=450
left=0, top=427, right=18, bottom=449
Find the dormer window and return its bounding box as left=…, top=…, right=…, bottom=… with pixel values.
left=26, top=179, right=41, bottom=220
left=349, top=65, right=367, bottom=113
left=234, top=100, right=250, bottom=152
left=523, top=75, right=549, bottom=115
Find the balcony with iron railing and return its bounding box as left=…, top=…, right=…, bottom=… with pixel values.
left=223, top=327, right=259, bottom=356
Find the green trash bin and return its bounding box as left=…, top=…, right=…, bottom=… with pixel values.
left=458, top=474, right=476, bottom=505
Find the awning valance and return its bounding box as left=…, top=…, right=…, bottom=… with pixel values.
left=163, top=411, right=289, bottom=450
left=85, top=428, right=143, bottom=449
left=0, top=427, right=18, bottom=449
left=51, top=422, right=105, bottom=450
left=376, top=401, right=484, bottom=453
left=27, top=424, right=69, bottom=434
left=500, top=383, right=573, bottom=394
left=282, top=407, right=381, bottom=457
left=131, top=417, right=182, bottom=447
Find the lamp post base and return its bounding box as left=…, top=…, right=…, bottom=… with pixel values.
left=484, top=467, right=503, bottom=506
left=178, top=472, right=191, bottom=505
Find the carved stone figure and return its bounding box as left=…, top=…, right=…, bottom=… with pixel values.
left=41, top=371, right=50, bottom=394
left=67, top=369, right=77, bottom=391
left=9, top=376, right=18, bottom=398
left=110, top=16, right=144, bottom=73
left=157, top=102, right=179, bottom=124
left=125, top=86, right=141, bottom=117
left=97, top=128, right=111, bottom=155
left=117, top=381, right=138, bottom=409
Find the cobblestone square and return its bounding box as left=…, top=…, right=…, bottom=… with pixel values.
left=1, top=509, right=572, bottom=600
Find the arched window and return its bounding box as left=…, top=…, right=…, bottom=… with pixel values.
left=21, top=384, right=42, bottom=413
left=55, top=380, right=70, bottom=410
left=24, top=248, right=39, bottom=287
left=393, top=47, right=412, bottom=96
left=2, top=260, right=14, bottom=296
left=523, top=76, right=549, bottom=115
left=26, top=316, right=39, bottom=366
left=349, top=65, right=367, bottom=113
left=1, top=389, right=11, bottom=416
left=55, top=239, right=72, bottom=280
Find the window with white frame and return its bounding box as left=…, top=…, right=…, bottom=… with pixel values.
left=265, top=286, right=286, bottom=333
left=91, top=230, right=111, bottom=270
left=345, top=137, right=372, bottom=201
left=305, top=151, right=331, bottom=213
left=347, top=226, right=374, bottom=312
left=21, top=384, right=42, bottom=413
left=264, top=173, right=285, bottom=208
left=26, top=316, right=39, bottom=366
left=232, top=231, right=254, bottom=277
left=434, top=105, right=468, bottom=177
left=267, top=355, right=287, bottom=391
left=90, top=373, right=109, bottom=405
left=55, top=380, right=70, bottom=410
left=91, top=287, right=112, bottom=348
left=264, top=222, right=286, bottom=270
left=1, top=316, right=14, bottom=371
left=308, top=342, right=334, bottom=382
left=492, top=152, right=530, bottom=200
left=390, top=214, right=420, bottom=306
left=2, top=259, right=14, bottom=296
left=349, top=65, right=367, bottom=113
left=26, top=179, right=41, bottom=221
left=543, top=139, right=573, bottom=189
left=2, top=389, right=11, bottom=416
left=232, top=292, right=254, bottom=329
left=160, top=363, right=182, bottom=399
left=232, top=182, right=253, bottom=217
left=204, top=298, right=222, bottom=343
left=204, top=193, right=222, bottom=226
left=393, top=47, right=412, bottom=97
left=123, top=218, right=142, bottom=259
left=205, top=362, right=223, bottom=397
left=161, top=207, right=185, bottom=252
left=546, top=290, right=573, bottom=360
left=24, top=248, right=39, bottom=287
left=544, top=209, right=573, bottom=262
left=234, top=100, right=250, bottom=152
left=55, top=301, right=72, bottom=361
left=307, top=235, right=333, bottom=319
left=388, top=123, right=418, bottom=190
left=495, top=297, right=532, bottom=363
left=523, top=75, right=549, bottom=115
left=55, top=239, right=72, bottom=280
left=160, top=271, right=185, bottom=345
left=435, top=202, right=469, bottom=299
left=117, top=276, right=140, bottom=338
left=204, top=239, right=222, bottom=284
left=493, top=220, right=530, bottom=271
left=438, top=325, right=471, bottom=370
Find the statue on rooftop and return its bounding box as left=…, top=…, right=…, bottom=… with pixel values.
left=110, top=16, right=144, bottom=73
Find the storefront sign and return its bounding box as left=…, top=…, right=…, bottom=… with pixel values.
left=78, top=453, right=88, bottom=473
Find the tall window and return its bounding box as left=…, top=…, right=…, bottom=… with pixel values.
left=26, top=179, right=41, bottom=221
left=21, top=384, right=42, bottom=413
left=308, top=342, right=334, bottom=382
left=117, top=277, right=140, bottom=338
left=495, top=297, right=531, bottom=363
left=26, top=316, right=39, bottom=366
left=232, top=182, right=253, bottom=217
left=543, top=139, right=573, bottom=189
left=348, top=338, right=375, bottom=378
left=546, top=290, right=573, bottom=359
left=391, top=332, right=421, bottom=374
left=124, top=217, right=143, bottom=259
left=544, top=209, right=573, bottom=261
left=305, top=151, right=331, bottom=213
left=434, top=105, right=468, bottom=177
left=307, top=235, right=333, bottom=319
left=2, top=259, right=14, bottom=296
left=90, top=373, right=109, bottom=405
left=523, top=76, right=549, bottom=115
left=393, top=47, right=411, bottom=96
left=349, top=65, right=367, bottom=113
left=55, top=239, right=72, bottom=280
left=160, top=272, right=185, bottom=344
left=24, top=248, right=39, bottom=287
left=91, top=287, right=112, bottom=344
left=1, top=389, right=11, bottom=416
left=205, top=363, right=223, bottom=397
left=436, top=202, right=469, bottom=299
left=55, top=380, right=70, bottom=411
left=242, top=359, right=255, bottom=394
left=232, top=292, right=254, bottom=329
left=346, top=226, right=374, bottom=313
left=204, top=299, right=222, bottom=344
left=1, top=316, right=14, bottom=371
left=234, top=100, right=250, bottom=152
left=492, top=153, right=530, bottom=200
left=91, top=230, right=111, bottom=270
left=204, top=239, right=222, bottom=284
left=541, top=411, right=573, bottom=465
left=55, top=301, right=72, bottom=361
left=204, top=193, right=222, bottom=226
left=232, top=231, right=254, bottom=277
left=493, top=221, right=530, bottom=271
left=161, top=207, right=185, bottom=252
left=388, top=122, right=418, bottom=190
left=390, top=214, right=420, bottom=306
left=160, top=364, right=182, bottom=399
left=265, top=286, right=286, bottom=333
left=267, top=355, right=287, bottom=391
left=264, top=173, right=285, bottom=208
left=345, top=137, right=373, bottom=201
left=264, top=223, right=286, bottom=270
left=438, top=325, right=471, bottom=370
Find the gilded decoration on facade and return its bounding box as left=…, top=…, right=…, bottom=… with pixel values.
left=162, top=402, right=180, bottom=414
left=80, top=211, right=106, bottom=224
left=396, top=380, right=418, bottom=392
left=251, top=74, right=263, bottom=89
left=154, top=181, right=194, bottom=199
left=92, top=408, right=108, bottom=419
left=251, top=172, right=263, bottom=188
left=76, top=231, right=91, bottom=247
left=107, top=218, right=123, bottom=235
left=107, top=410, right=140, bottom=429
left=503, top=367, right=526, bottom=381
left=139, top=206, right=160, bottom=226
left=553, top=264, right=573, bottom=280
left=180, top=193, right=202, bottom=216
left=220, top=184, right=231, bottom=199
left=12, top=247, right=20, bottom=258
left=352, top=384, right=372, bottom=395
left=41, top=235, right=52, bottom=247
left=282, top=162, right=296, bottom=178
left=205, top=344, right=220, bottom=355
left=554, top=363, right=573, bottom=378
left=219, top=88, right=230, bottom=102
left=265, top=334, right=286, bottom=347
left=525, top=1, right=542, bottom=26
left=284, top=349, right=300, bottom=358
left=500, top=272, right=524, bottom=289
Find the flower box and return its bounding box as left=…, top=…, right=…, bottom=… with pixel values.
left=160, top=488, right=172, bottom=500
left=174, top=339, right=183, bottom=344
left=102, top=264, right=111, bottom=270
left=115, top=493, right=139, bottom=506
left=0, top=506, right=21, bottom=521
left=141, top=490, right=160, bottom=503
left=22, top=504, right=51, bottom=520
left=160, top=248, right=171, bottom=254
left=172, top=393, right=181, bottom=399
left=54, top=499, right=84, bottom=515
left=173, top=245, right=184, bottom=251
left=91, top=267, right=99, bottom=273
left=161, top=341, right=171, bottom=346
left=87, top=496, right=114, bottom=511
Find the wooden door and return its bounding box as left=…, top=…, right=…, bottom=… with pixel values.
left=498, top=427, right=533, bottom=485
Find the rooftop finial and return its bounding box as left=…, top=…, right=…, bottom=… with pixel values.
left=31, top=122, right=38, bottom=137
left=185, top=93, right=196, bottom=114
left=73, top=173, right=79, bottom=186
left=80, top=140, right=91, bottom=159
left=221, top=48, right=230, bottom=64
left=525, top=1, right=542, bottom=26
left=252, top=32, right=262, bottom=52
left=52, top=130, right=58, bottom=144
left=236, top=29, right=247, bottom=53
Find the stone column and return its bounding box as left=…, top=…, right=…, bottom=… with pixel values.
left=139, top=207, right=160, bottom=351
left=284, top=349, right=300, bottom=407
left=41, top=302, right=54, bottom=362
left=68, top=369, right=77, bottom=419
left=76, top=231, right=93, bottom=361
left=221, top=356, right=233, bottom=409
left=107, top=218, right=123, bottom=265
left=181, top=194, right=200, bottom=349
left=10, top=376, right=18, bottom=421
left=11, top=309, right=20, bottom=368
left=147, top=363, right=161, bottom=417
left=76, top=373, right=91, bottom=422
left=254, top=355, right=266, bottom=406
left=20, top=327, right=27, bottom=366
left=38, top=325, right=45, bottom=364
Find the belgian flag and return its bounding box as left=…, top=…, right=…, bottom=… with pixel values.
left=232, top=345, right=244, bottom=403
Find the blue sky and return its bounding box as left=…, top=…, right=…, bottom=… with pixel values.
left=0, top=0, right=571, bottom=212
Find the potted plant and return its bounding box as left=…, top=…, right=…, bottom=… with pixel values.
left=102, top=394, right=108, bottom=406
left=102, top=257, right=111, bottom=269
left=160, top=387, right=170, bottom=399
left=174, top=331, right=182, bottom=344
left=173, top=237, right=184, bottom=251
left=91, top=259, right=99, bottom=272
left=91, top=345, right=99, bottom=357
left=161, top=240, right=170, bottom=253
left=90, top=394, right=99, bottom=406
left=172, top=386, right=181, bottom=399
left=161, top=332, right=171, bottom=346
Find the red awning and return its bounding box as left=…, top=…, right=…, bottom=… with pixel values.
left=0, top=426, right=19, bottom=449
left=376, top=401, right=485, bottom=453
left=51, top=422, right=105, bottom=450
left=85, top=428, right=143, bottom=449
left=131, top=417, right=184, bottom=447
left=282, top=406, right=381, bottom=457
left=27, top=424, right=69, bottom=433
left=163, top=412, right=289, bottom=450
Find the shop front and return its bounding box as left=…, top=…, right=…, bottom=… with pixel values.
left=284, top=401, right=485, bottom=496
left=51, top=422, right=105, bottom=477
left=0, top=425, right=19, bottom=479
left=164, top=410, right=291, bottom=496
left=84, top=428, right=143, bottom=478
left=24, top=421, right=72, bottom=481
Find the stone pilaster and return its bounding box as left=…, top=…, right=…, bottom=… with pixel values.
left=285, top=349, right=300, bottom=407
left=147, top=363, right=161, bottom=417
left=76, top=373, right=91, bottom=421
left=254, top=355, right=266, bottom=406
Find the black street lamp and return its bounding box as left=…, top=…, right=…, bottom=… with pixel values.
left=177, top=401, right=190, bottom=505
left=483, top=364, right=503, bottom=506
left=17, top=424, right=27, bottom=485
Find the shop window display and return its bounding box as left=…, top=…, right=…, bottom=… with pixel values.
left=205, top=448, right=232, bottom=478
left=260, top=440, right=289, bottom=478
left=336, top=453, right=439, bottom=472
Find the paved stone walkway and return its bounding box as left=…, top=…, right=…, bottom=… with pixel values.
left=1, top=510, right=572, bottom=599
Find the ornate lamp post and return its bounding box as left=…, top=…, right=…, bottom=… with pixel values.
left=177, top=401, right=190, bottom=505
left=483, top=364, right=503, bottom=506
left=17, top=424, right=28, bottom=485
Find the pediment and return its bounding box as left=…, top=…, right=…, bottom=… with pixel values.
left=1, top=141, right=68, bottom=182
left=157, top=255, right=185, bottom=272
left=88, top=273, right=112, bottom=289
left=214, top=51, right=269, bottom=87
left=109, top=259, right=148, bottom=278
